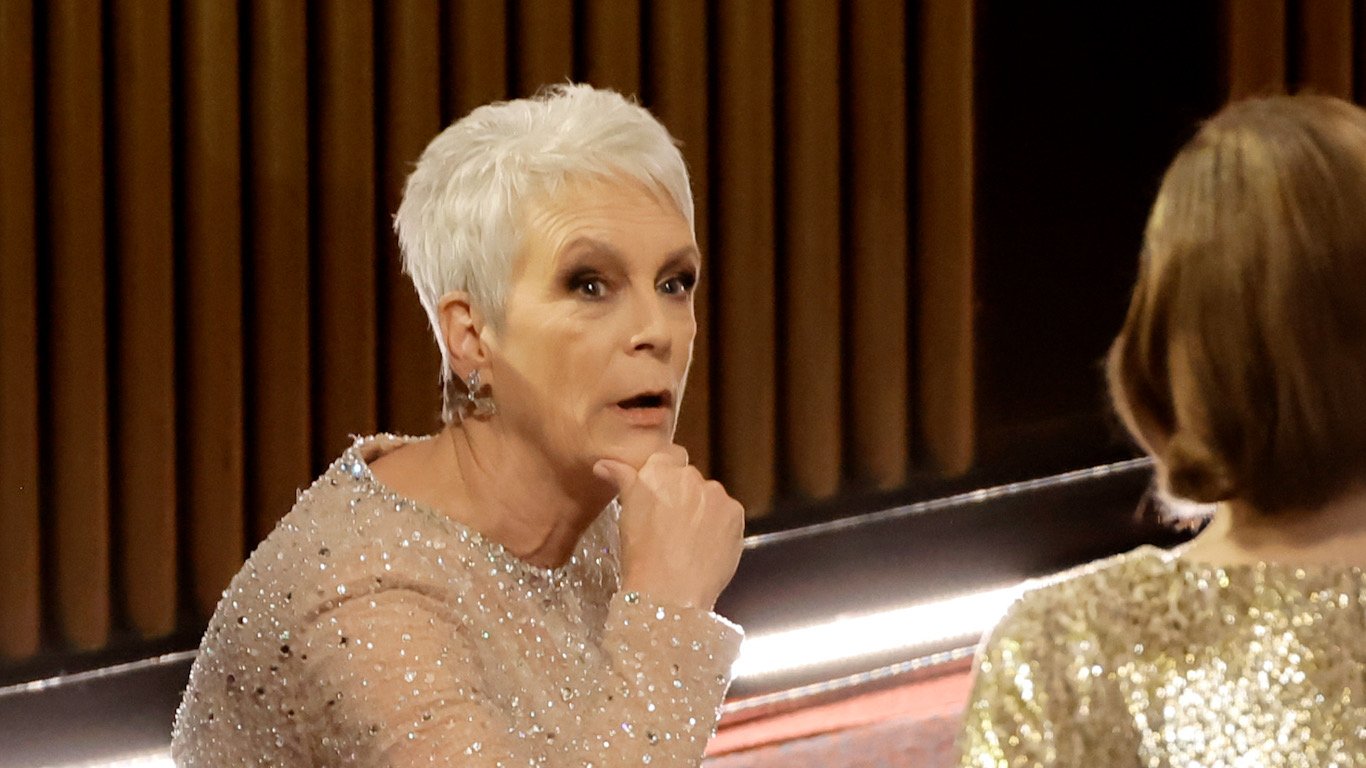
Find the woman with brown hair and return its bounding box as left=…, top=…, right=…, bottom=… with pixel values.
left=959, top=95, right=1366, bottom=766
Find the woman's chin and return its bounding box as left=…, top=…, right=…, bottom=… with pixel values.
left=596, top=434, right=675, bottom=470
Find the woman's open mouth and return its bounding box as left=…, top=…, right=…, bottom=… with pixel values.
left=611, top=391, right=673, bottom=427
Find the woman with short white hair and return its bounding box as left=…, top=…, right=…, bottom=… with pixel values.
left=172, top=84, right=746, bottom=767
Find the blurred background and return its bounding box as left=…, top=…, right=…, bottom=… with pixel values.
left=0, top=0, right=1360, bottom=764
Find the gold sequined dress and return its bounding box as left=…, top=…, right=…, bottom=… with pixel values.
left=958, top=545, right=1366, bottom=767
left=172, top=435, right=743, bottom=767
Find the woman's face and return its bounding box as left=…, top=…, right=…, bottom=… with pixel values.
left=484, top=176, right=698, bottom=473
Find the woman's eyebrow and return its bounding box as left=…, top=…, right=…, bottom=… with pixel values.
left=557, top=236, right=626, bottom=268
left=658, top=245, right=701, bottom=277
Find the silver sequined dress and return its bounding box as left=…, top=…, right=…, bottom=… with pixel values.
left=172, top=435, right=743, bottom=767
left=959, top=545, right=1365, bottom=767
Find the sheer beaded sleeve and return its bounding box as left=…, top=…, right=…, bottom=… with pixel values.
left=301, top=586, right=740, bottom=767
left=172, top=437, right=745, bottom=768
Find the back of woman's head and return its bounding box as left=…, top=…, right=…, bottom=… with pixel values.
left=1108, top=94, right=1366, bottom=514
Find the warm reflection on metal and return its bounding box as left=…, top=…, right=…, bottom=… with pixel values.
left=731, top=583, right=1022, bottom=682
left=745, top=457, right=1153, bottom=548
left=0, top=650, right=196, bottom=699
left=43, top=748, right=174, bottom=768
left=722, top=647, right=976, bottom=724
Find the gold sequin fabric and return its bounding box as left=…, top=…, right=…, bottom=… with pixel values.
left=172, top=435, right=743, bottom=767
left=959, top=546, right=1366, bottom=767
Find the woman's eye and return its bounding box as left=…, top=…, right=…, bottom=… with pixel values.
left=660, top=273, right=697, bottom=296
left=574, top=277, right=608, bottom=298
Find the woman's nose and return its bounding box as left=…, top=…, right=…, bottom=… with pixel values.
left=627, top=293, right=672, bottom=356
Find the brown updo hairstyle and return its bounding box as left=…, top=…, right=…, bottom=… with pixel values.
left=1107, top=94, right=1366, bottom=514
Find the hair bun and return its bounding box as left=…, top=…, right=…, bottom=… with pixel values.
left=1162, top=431, right=1237, bottom=503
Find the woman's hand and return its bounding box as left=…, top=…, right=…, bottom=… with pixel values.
left=593, top=446, right=745, bottom=611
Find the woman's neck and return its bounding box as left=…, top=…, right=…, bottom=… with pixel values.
left=376, top=424, right=614, bottom=570
left=1181, top=485, right=1366, bottom=568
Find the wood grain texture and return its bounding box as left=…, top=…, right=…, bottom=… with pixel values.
left=512, top=0, right=572, bottom=97
left=1224, top=0, right=1286, bottom=98
left=781, top=0, right=841, bottom=498
left=712, top=0, right=777, bottom=513
left=312, top=3, right=378, bottom=463
left=848, top=0, right=910, bottom=486
left=46, top=0, right=111, bottom=649
left=1297, top=0, right=1352, bottom=97
left=580, top=0, right=640, bottom=96
left=246, top=0, right=312, bottom=539
left=648, top=0, right=712, bottom=475
left=918, top=0, right=976, bottom=475
left=111, top=0, right=177, bottom=638
left=182, top=0, right=245, bottom=619
left=380, top=0, right=444, bottom=437
left=444, top=0, right=508, bottom=120
left=0, top=0, right=41, bottom=659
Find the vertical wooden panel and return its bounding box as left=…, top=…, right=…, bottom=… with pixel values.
left=1297, top=0, right=1352, bottom=97
left=313, top=4, right=378, bottom=461
left=513, top=0, right=572, bottom=96
left=782, top=0, right=841, bottom=498
left=649, top=0, right=712, bottom=476
left=0, top=0, right=41, bottom=659
left=183, top=0, right=245, bottom=618
left=246, top=0, right=311, bottom=539
left=1360, top=5, right=1366, bottom=104
left=918, top=0, right=976, bottom=475
left=581, top=0, right=641, bottom=95
left=713, top=0, right=776, bottom=512
left=444, top=0, right=508, bottom=119
left=1225, top=0, right=1285, bottom=98
left=111, top=0, right=176, bottom=637
left=380, top=0, right=443, bottom=436
left=848, top=0, right=909, bottom=485
left=46, top=0, right=110, bottom=649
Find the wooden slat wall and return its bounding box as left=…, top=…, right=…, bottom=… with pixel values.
left=111, top=0, right=176, bottom=638
left=782, top=0, right=841, bottom=499
left=919, top=0, right=977, bottom=476
left=1298, top=0, right=1353, bottom=98
left=713, top=0, right=777, bottom=510
left=46, top=0, right=111, bottom=652
left=380, top=1, right=445, bottom=439
left=1225, top=1, right=1286, bottom=98
left=847, top=0, right=910, bottom=488
left=182, top=0, right=245, bottom=621
left=8, top=0, right=1338, bottom=670
left=648, top=0, right=712, bottom=475
left=313, top=5, right=378, bottom=468
left=443, top=0, right=507, bottom=119
left=514, top=0, right=573, bottom=96
left=0, top=0, right=41, bottom=659
left=1224, top=0, right=1357, bottom=99
left=246, top=0, right=312, bottom=540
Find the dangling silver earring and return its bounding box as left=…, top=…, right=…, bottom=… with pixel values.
left=455, top=369, right=496, bottom=420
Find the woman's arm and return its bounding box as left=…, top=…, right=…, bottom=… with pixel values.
left=301, top=586, right=740, bottom=767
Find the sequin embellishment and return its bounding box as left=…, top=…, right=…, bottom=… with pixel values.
left=172, top=434, right=743, bottom=767
left=959, top=546, right=1366, bottom=767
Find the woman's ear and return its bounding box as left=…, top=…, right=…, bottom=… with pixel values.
left=437, top=291, right=491, bottom=380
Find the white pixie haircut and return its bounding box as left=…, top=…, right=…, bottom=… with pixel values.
left=393, top=83, right=695, bottom=422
